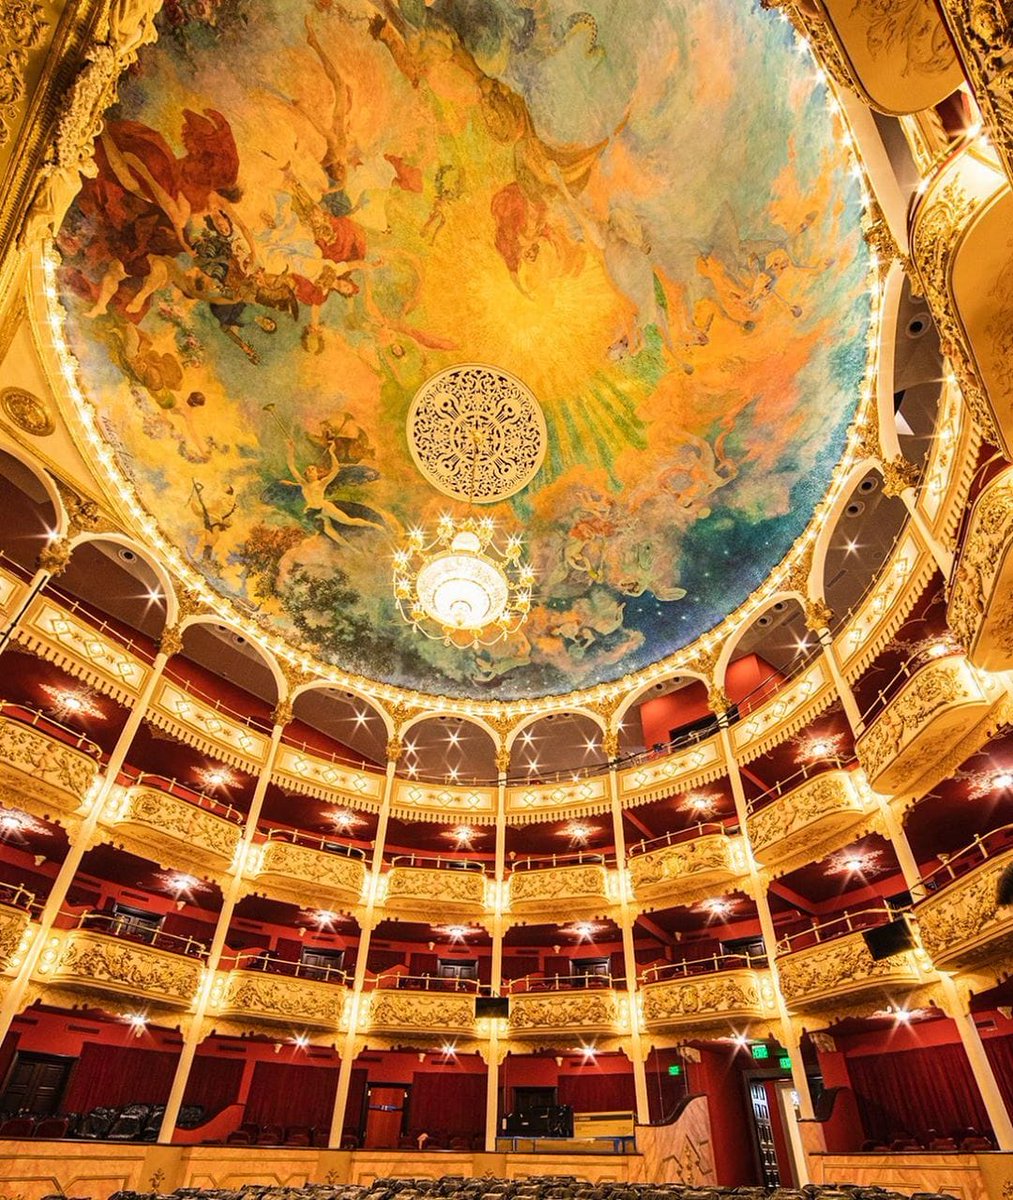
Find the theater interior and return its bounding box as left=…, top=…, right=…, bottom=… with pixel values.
left=0, top=1, right=1012, bottom=1198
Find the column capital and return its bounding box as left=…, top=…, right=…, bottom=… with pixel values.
left=804, top=598, right=834, bottom=633
left=386, top=735, right=404, bottom=765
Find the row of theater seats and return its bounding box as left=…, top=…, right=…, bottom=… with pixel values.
left=225, top=1127, right=480, bottom=1149
left=80, top=1175, right=959, bottom=1200
left=0, top=1104, right=205, bottom=1141
left=860, top=1129, right=994, bottom=1152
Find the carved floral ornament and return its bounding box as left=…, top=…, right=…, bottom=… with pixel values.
left=777, top=932, right=922, bottom=1009
left=948, top=468, right=1013, bottom=658
left=916, top=846, right=1013, bottom=971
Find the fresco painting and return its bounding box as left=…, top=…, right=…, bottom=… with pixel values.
left=55, top=0, right=871, bottom=699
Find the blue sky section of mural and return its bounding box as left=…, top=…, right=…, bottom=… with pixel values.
left=56, top=0, right=870, bottom=699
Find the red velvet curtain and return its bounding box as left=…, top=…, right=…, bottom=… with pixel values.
left=409, top=1071, right=486, bottom=1137
left=558, top=1070, right=636, bottom=1114
left=244, top=1061, right=339, bottom=1129
left=62, top=1044, right=178, bottom=1111
left=847, top=1044, right=991, bottom=1142
left=345, top=1067, right=368, bottom=1133
left=181, top=1054, right=245, bottom=1115
left=984, top=1035, right=1013, bottom=1113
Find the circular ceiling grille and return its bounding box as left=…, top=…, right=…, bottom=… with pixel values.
left=407, top=364, right=547, bottom=504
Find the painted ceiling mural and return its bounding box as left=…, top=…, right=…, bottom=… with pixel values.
left=55, top=0, right=871, bottom=700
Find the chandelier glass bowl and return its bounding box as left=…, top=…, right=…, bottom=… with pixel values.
left=393, top=515, right=534, bottom=647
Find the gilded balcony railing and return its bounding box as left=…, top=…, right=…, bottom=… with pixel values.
left=381, top=859, right=488, bottom=921
left=0, top=886, right=34, bottom=970
left=915, top=828, right=1013, bottom=974
left=628, top=829, right=746, bottom=909
left=363, top=985, right=478, bottom=1040
left=212, top=963, right=350, bottom=1030
left=248, top=834, right=367, bottom=910
left=0, top=706, right=100, bottom=821
left=103, top=783, right=242, bottom=876
left=507, top=854, right=615, bottom=920
left=639, top=957, right=775, bottom=1035
left=508, top=988, right=626, bottom=1040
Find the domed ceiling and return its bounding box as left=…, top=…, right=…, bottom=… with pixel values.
left=54, top=0, right=871, bottom=701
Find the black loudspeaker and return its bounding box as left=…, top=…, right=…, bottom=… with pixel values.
left=476, top=996, right=509, bottom=1019
left=862, top=916, right=917, bottom=960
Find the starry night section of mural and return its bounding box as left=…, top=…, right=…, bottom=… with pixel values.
left=55, top=0, right=871, bottom=700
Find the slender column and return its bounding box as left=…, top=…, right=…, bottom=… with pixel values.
left=719, top=720, right=817, bottom=1138
left=894, top=484, right=954, bottom=579
left=158, top=710, right=289, bottom=1142
left=0, top=631, right=176, bottom=1044
left=606, top=731, right=650, bottom=1124
left=327, top=744, right=397, bottom=1148
left=813, top=625, right=864, bottom=736
left=485, top=750, right=509, bottom=1151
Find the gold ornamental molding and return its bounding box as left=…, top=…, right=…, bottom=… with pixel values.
left=0, top=709, right=99, bottom=825
left=508, top=989, right=626, bottom=1042
left=915, top=844, right=1013, bottom=978
left=747, top=768, right=874, bottom=878
left=211, top=968, right=349, bottom=1032
left=639, top=969, right=777, bottom=1034
left=275, top=745, right=382, bottom=813
left=380, top=864, right=489, bottom=924
left=363, top=989, right=478, bottom=1043
left=505, top=775, right=610, bottom=824
left=731, top=658, right=836, bottom=764
left=506, top=863, right=617, bottom=924
left=855, top=652, right=1004, bottom=796
left=777, top=930, right=924, bottom=1011
left=35, top=927, right=202, bottom=1009
left=628, top=834, right=747, bottom=912
left=101, top=785, right=242, bottom=879
left=949, top=464, right=1013, bottom=671
left=391, top=778, right=496, bottom=825
left=245, top=840, right=366, bottom=913
left=0, top=902, right=32, bottom=971
left=618, top=738, right=726, bottom=809
left=148, top=679, right=270, bottom=770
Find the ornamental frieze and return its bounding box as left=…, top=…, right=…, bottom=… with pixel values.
left=366, top=989, right=477, bottom=1039
left=948, top=467, right=1013, bottom=670
left=383, top=865, right=487, bottom=914
left=0, top=715, right=99, bottom=816
left=640, top=970, right=773, bottom=1031
left=43, top=929, right=202, bottom=1007
left=916, top=847, right=1013, bottom=975
left=747, top=770, right=869, bottom=875
left=507, top=864, right=612, bottom=912
left=0, top=901, right=30, bottom=969
left=777, top=930, right=922, bottom=1009
left=105, top=787, right=241, bottom=874
left=509, top=990, right=622, bottom=1038
left=216, top=969, right=348, bottom=1030
left=253, top=840, right=366, bottom=909
left=628, top=834, right=743, bottom=908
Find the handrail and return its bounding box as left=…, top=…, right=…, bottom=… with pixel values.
left=0, top=701, right=103, bottom=758
left=39, top=579, right=160, bottom=666
left=628, top=822, right=733, bottom=858
left=279, top=729, right=380, bottom=774
left=387, top=853, right=486, bottom=873
left=916, top=823, right=1013, bottom=894
left=262, top=826, right=367, bottom=859
left=776, top=905, right=902, bottom=955
left=221, top=949, right=351, bottom=985
left=859, top=640, right=960, bottom=727
left=744, top=757, right=857, bottom=815
left=161, top=662, right=274, bottom=733
left=0, top=882, right=37, bottom=914
left=504, top=973, right=619, bottom=994
left=510, top=849, right=612, bottom=871
left=72, top=911, right=208, bottom=958
left=640, top=951, right=767, bottom=982
left=117, top=767, right=244, bottom=824
left=365, top=972, right=482, bottom=993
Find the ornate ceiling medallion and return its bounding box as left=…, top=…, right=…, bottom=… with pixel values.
left=1, top=387, right=54, bottom=437
left=407, top=365, right=546, bottom=504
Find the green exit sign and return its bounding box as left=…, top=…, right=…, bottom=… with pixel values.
left=778, top=1055, right=792, bottom=1071
left=751, top=1044, right=770, bottom=1060
left=667, top=1064, right=682, bottom=1077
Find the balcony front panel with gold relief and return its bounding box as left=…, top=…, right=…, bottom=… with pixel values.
left=855, top=654, right=1001, bottom=796
left=748, top=769, right=870, bottom=876
left=508, top=989, right=624, bottom=1040
left=640, top=970, right=774, bottom=1034
left=777, top=930, right=922, bottom=1011
left=916, top=845, right=1013, bottom=974
left=365, top=988, right=477, bottom=1040
left=0, top=715, right=99, bottom=821
left=274, top=744, right=382, bottom=809
left=392, top=779, right=496, bottom=822
left=732, top=660, right=833, bottom=761
left=250, top=840, right=366, bottom=910
left=213, top=969, right=349, bottom=1030
left=507, top=863, right=613, bottom=921
left=20, top=601, right=148, bottom=700
left=619, top=739, right=723, bottom=808
left=505, top=776, right=609, bottom=823
left=104, top=786, right=241, bottom=877
left=381, top=865, right=487, bottom=921
left=0, top=903, right=31, bottom=970
left=948, top=466, right=1013, bottom=673
left=628, top=833, right=744, bottom=910
left=38, top=930, right=202, bottom=1008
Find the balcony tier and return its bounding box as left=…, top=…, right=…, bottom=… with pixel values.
left=916, top=844, right=1013, bottom=975
left=249, top=840, right=366, bottom=910
left=948, top=466, right=1013, bottom=672
left=855, top=654, right=1002, bottom=796
left=37, top=929, right=202, bottom=1009
left=104, top=786, right=241, bottom=877
left=0, top=716, right=99, bottom=823
left=508, top=989, right=625, bottom=1041
left=777, top=929, right=923, bottom=1011
left=212, top=969, right=348, bottom=1030
left=506, top=863, right=614, bottom=921
left=748, top=770, right=870, bottom=876
left=381, top=865, right=488, bottom=922
left=628, top=833, right=744, bottom=909
left=639, top=969, right=775, bottom=1035
left=364, top=988, right=477, bottom=1041
left=0, top=902, right=31, bottom=970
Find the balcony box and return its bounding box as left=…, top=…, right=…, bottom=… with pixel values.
left=748, top=770, right=869, bottom=876
left=40, top=929, right=201, bottom=1009
left=508, top=989, right=623, bottom=1040
left=0, top=717, right=99, bottom=822
left=628, top=833, right=744, bottom=910
left=382, top=865, right=487, bottom=922
left=640, top=970, right=774, bottom=1034
left=251, top=840, right=366, bottom=910
left=105, top=787, right=241, bottom=877
left=366, top=989, right=477, bottom=1040
left=215, top=969, right=348, bottom=1030
left=507, top=863, right=613, bottom=921
left=777, top=929, right=922, bottom=1011
left=856, top=654, right=1002, bottom=796
left=916, top=843, right=1013, bottom=974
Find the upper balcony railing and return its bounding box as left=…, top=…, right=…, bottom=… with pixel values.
left=261, top=824, right=367, bottom=859
left=775, top=905, right=902, bottom=956
left=0, top=882, right=38, bottom=915
left=639, top=952, right=767, bottom=983
left=386, top=853, right=486, bottom=872
left=509, top=849, right=613, bottom=871
left=0, top=701, right=103, bottom=759
left=504, top=972, right=620, bottom=994
left=116, top=766, right=244, bottom=824
left=220, top=949, right=351, bottom=986
left=627, top=822, right=733, bottom=858
left=918, top=824, right=1013, bottom=894
left=72, top=911, right=209, bottom=959
left=365, top=972, right=481, bottom=993
left=744, top=758, right=856, bottom=815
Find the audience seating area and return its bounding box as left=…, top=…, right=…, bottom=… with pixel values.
left=0, top=1104, right=205, bottom=1141
left=83, top=1177, right=960, bottom=1200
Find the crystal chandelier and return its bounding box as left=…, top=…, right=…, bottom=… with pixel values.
left=393, top=513, right=534, bottom=647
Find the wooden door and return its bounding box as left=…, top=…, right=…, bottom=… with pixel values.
left=364, top=1084, right=409, bottom=1148
left=0, top=1052, right=73, bottom=1116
